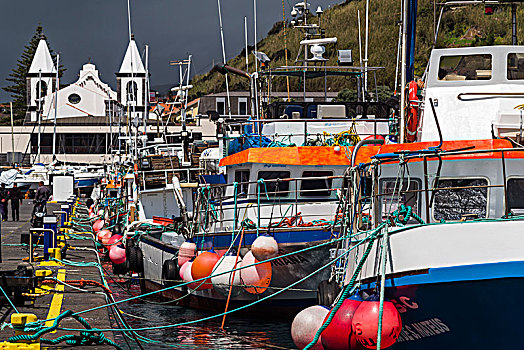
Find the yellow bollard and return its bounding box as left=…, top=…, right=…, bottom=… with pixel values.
left=10, top=314, right=39, bottom=343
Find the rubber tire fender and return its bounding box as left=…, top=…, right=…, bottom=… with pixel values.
left=162, top=259, right=179, bottom=286
left=317, top=279, right=341, bottom=307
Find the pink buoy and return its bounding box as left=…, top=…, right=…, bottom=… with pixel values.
left=106, top=234, right=123, bottom=250
left=251, top=235, right=279, bottom=261
left=291, top=305, right=330, bottom=350
left=93, top=219, right=105, bottom=233
left=239, top=251, right=272, bottom=294
left=109, top=244, right=126, bottom=265
left=178, top=241, right=196, bottom=267
left=179, top=261, right=190, bottom=280
left=182, top=261, right=200, bottom=290
left=97, top=229, right=112, bottom=244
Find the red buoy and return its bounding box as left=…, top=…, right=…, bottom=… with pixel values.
left=93, top=219, right=105, bottom=233
left=106, top=234, right=123, bottom=250
left=96, top=229, right=111, bottom=244
left=109, top=244, right=126, bottom=265
left=191, top=251, right=220, bottom=290
left=321, top=294, right=364, bottom=350
left=352, top=295, right=402, bottom=349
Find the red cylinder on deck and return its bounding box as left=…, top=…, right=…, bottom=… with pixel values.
left=191, top=251, right=220, bottom=290
left=352, top=296, right=402, bottom=349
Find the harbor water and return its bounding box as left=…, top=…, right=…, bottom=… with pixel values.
left=111, top=281, right=296, bottom=349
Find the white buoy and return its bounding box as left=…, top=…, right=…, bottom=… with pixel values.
left=291, top=305, right=330, bottom=350
left=250, top=235, right=279, bottom=261
left=211, top=253, right=242, bottom=297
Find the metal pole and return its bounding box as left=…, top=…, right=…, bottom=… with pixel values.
left=400, top=0, right=408, bottom=142
left=512, top=4, right=517, bottom=46
left=53, top=54, right=59, bottom=161
left=244, top=16, right=249, bottom=73
left=364, top=0, right=370, bottom=99
left=10, top=102, right=15, bottom=166
left=254, top=0, right=258, bottom=72
left=358, top=10, right=364, bottom=100
left=144, top=45, right=149, bottom=139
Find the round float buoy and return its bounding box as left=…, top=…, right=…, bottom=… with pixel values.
left=191, top=251, right=220, bottom=290
left=211, top=251, right=242, bottom=297
left=179, top=261, right=190, bottom=279
left=250, top=235, right=279, bottom=261
left=97, top=229, right=112, bottom=244
left=182, top=261, right=200, bottom=290
left=162, top=260, right=179, bottom=286
left=321, top=294, right=364, bottom=350
left=178, top=241, right=196, bottom=267
left=106, top=234, right=123, bottom=250
left=109, top=244, right=126, bottom=265
left=352, top=295, right=402, bottom=349
left=93, top=219, right=105, bottom=233
left=239, top=251, right=272, bottom=294
left=291, top=305, right=330, bottom=350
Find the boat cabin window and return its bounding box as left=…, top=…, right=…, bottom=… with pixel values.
left=300, top=171, right=333, bottom=197
left=380, top=179, right=421, bottom=222
left=507, top=53, right=524, bottom=80
left=507, top=178, right=524, bottom=211
left=433, top=178, right=488, bottom=221
left=234, top=170, right=250, bottom=197
left=257, top=171, right=290, bottom=197
left=438, top=54, right=492, bottom=81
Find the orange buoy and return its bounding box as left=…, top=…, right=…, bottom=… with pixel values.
left=239, top=251, right=272, bottom=294
left=191, top=251, right=220, bottom=290
left=291, top=305, right=330, bottom=350
left=321, top=294, right=364, bottom=350
left=352, top=295, right=402, bottom=349
left=178, top=241, right=196, bottom=267
left=106, top=234, right=123, bottom=250
left=93, top=219, right=105, bottom=233
left=251, top=235, right=279, bottom=261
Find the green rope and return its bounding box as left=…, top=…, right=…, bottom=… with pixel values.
left=0, top=284, right=19, bottom=313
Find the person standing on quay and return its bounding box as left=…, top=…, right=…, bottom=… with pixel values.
left=9, top=183, right=23, bottom=221
left=0, top=183, right=9, bottom=221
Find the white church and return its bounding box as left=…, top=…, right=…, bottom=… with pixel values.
left=0, top=34, right=213, bottom=164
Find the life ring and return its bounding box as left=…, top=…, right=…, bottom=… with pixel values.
left=406, top=80, right=419, bottom=142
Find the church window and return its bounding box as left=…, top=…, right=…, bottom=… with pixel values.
left=35, top=81, right=47, bottom=98
left=126, top=81, right=138, bottom=102
left=68, top=93, right=81, bottom=104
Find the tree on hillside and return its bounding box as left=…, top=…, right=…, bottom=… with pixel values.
left=2, top=25, right=65, bottom=122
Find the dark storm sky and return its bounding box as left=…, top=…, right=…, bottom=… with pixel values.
left=0, top=0, right=340, bottom=101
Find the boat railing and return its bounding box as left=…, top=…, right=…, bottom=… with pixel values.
left=138, top=167, right=203, bottom=190
left=193, top=175, right=346, bottom=235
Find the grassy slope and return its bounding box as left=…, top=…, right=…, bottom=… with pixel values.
left=189, top=0, right=521, bottom=100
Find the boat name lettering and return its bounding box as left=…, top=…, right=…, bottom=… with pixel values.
left=396, top=318, right=450, bottom=343
left=391, top=296, right=419, bottom=313
left=272, top=254, right=309, bottom=266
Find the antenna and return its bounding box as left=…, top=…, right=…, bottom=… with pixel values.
left=127, top=0, right=132, bottom=42
left=244, top=16, right=249, bottom=73
left=217, top=0, right=232, bottom=118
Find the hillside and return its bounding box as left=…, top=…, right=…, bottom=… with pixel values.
left=189, top=0, right=522, bottom=100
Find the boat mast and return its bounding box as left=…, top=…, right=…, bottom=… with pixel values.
left=399, top=0, right=408, bottom=143
left=364, top=0, right=369, bottom=101
left=217, top=0, right=232, bottom=118
left=37, top=69, right=42, bottom=164
left=53, top=53, right=59, bottom=161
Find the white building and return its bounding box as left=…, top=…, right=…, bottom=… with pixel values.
left=0, top=35, right=214, bottom=165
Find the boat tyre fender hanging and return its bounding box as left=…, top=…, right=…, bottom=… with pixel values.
left=162, top=259, right=179, bottom=287
left=127, top=244, right=144, bottom=274
left=112, top=261, right=129, bottom=275
left=317, top=279, right=341, bottom=307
